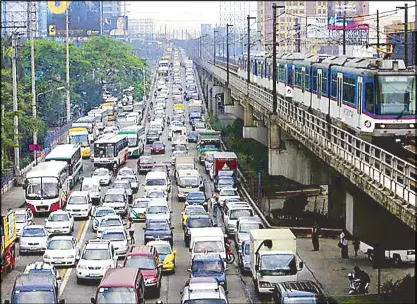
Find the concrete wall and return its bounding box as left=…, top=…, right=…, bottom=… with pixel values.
left=243, top=120, right=268, bottom=147
left=224, top=102, right=244, bottom=120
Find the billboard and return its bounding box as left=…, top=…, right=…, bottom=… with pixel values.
left=103, top=16, right=128, bottom=36
left=47, top=1, right=101, bottom=37
left=327, top=1, right=369, bottom=30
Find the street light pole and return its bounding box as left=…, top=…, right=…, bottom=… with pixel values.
left=226, top=24, right=233, bottom=85
left=247, top=15, right=256, bottom=84
left=65, top=7, right=71, bottom=123
left=30, top=1, right=37, bottom=163
left=12, top=31, right=20, bottom=176
left=272, top=4, right=285, bottom=114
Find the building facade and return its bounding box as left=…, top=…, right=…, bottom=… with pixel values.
left=102, top=1, right=123, bottom=19
left=1, top=1, right=41, bottom=38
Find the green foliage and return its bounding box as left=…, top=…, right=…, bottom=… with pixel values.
left=207, top=114, right=222, bottom=131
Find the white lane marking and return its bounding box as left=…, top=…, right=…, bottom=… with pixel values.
left=58, top=217, right=91, bottom=297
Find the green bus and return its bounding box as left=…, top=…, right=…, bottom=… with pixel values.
left=118, top=126, right=145, bottom=158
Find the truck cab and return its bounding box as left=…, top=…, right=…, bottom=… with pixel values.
left=223, top=203, right=254, bottom=236
left=190, top=227, right=225, bottom=261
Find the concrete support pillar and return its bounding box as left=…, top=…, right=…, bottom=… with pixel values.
left=244, top=102, right=254, bottom=127
left=207, top=80, right=213, bottom=113
left=224, top=85, right=232, bottom=105
left=211, top=85, right=223, bottom=116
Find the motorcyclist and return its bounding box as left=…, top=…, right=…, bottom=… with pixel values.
left=352, top=266, right=370, bottom=294
left=113, top=163, right=118, bottom=176
left=166, top=117, right=170, bottom=126
left=147, top=114, right=151, bottom=122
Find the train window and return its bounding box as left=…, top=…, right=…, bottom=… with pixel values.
left=312, top=69, right=318, bottom=92
left=279, top=64, right=285, bottom=82
left=288, top=68, right=294, bottom=87
left=305, top=68, right=310, bottom=90
left=376, top=75, right=416, bottom=115
left=295, top=67, right=303, bottom=88
left=365, top=82, right=375, bottom=113
left=343, top=76, right=356, bottom=104
left=322, top=71, right=328, bottom=95
left=331, top=73, right=337, bottom=98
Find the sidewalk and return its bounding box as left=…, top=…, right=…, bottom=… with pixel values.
left=0, top=185, right=26, bottom=213
left=297, top=237, right=414, bottom=297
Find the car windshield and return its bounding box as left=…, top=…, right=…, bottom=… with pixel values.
left=146, top=179, right=166, bottom=186
left=239, top=223, right=262, bottom=233
left=113, top=182, right=130, bottom=190
left=47, top=239, right=73, bottom=250
left=101, top=232, right=125, bottom=241
left=146, top=221, right=169, bottom=230
left=83, top=184, right=99, bottom=192
left=125, top=256, right=156, bottom=269
left=96, top=287, right=136, bottom=304
left=192, top=260, right=224, bottom=273
left=174, top=145, right=187, bottom=152
left=153, top=244, right=171, bottom=255
left=13, top=290, right=55, bottom=304
left=147, top=206, right=168, bottom=214
left=194, top=241, right=224, bottom=253
left=260, top=254, right=297, bottom=275
left=94, top=169, right=109, bottom=176
left=152, top=143, right=164, bottom=148
left=120, top=177, right=136, bottom=184
left=68, top=196, right=86, bottom=205
left=118, top=169, right=134, bottom=176
left=16, top=214, right=26, bottom=223
left=184, top=300, right=226, bottom=304
left=218, top=178, right=234, bottom=185
left=100, top=218, right=122, bottom=227
left=179, top=177, right=199, bottom=186
left=282, top=297, right=320, bottom=304
left=221, top=190, right=237, bottom=196
left=48, top=213, right=69, bottom=222
left=82, top=248, right=110, bottom=260
left=148, top=191, right=165, bottom=198
left=104, top=194, right=124, bottom=202
left=140, top=158, right=153, bottom=164
left=188, top=217, right=212, bottom=228
left=230, top=209, right=253, bottom=220
left=22, top=228, right=46, bottom=237
left=95, top=209, right=115, bottom=217
left=133, top=201, right=148, bottom=208
left=187, top=192, right=205, bottom=200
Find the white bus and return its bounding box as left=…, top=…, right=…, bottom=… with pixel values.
left=23, top=161, right=70, bottom=213
left=44, top=144, right=83, bottom=189
left=93, top=134, right=128, bottom=168
left=118, top=126, right=146, bottom=158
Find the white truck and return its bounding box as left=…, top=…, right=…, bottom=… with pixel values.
left=250, top=229, right=303, bottom=295
left=175, top=156, right=195, bottom=181
left=360, top=242, right=415, bottom=265
left=189, top=227, right=225, bottom=261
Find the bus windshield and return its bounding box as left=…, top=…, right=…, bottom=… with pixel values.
left=26, top=177, right=59, bottom=199
left=94, top=144, right=115, bottom=158
left=127, top=136, right=138, bottom=147
left=377, top=75, right=416, bottom=116
left=71, top=134, right=89, bottom=147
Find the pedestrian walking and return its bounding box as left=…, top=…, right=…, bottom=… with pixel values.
left=339, top=230, right=349, bottom=259
left=311, top=223, right=320, bottom=251
left=128, top=219, right=135, bottom=244
left=212, top=194, right=219, bottom=218
left=352, top=238, right=360, bottom=257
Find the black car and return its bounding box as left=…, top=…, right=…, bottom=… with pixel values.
left=146, top=130, right=160, bottom=144
left=185, top=191, right=208, bottom=211
left=143, top=219, right=173, bottom=247
left=272, top=280, right=331, bottom=304
left=188, top=131, right=198, bottom=143
left=183, top=214, right=213, bottom=247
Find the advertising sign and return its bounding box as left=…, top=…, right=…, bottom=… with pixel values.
left=28, top=144, right=42, bottom=152
left=327, top=1, right=369, bottom=30
left=103, top=16, right=128, bottom=36
left=47, top=1, right=101, bottom=37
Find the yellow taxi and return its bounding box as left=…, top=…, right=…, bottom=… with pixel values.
left=181, top=205, right=207, bottom=228
left=146, top=240, right=177, bottom=273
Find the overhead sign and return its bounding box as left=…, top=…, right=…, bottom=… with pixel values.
left=47, top=1, right=101, bottom=37
left=28, top=144, right=42, bottom=152
left=327, top=1, right=369, bottom=30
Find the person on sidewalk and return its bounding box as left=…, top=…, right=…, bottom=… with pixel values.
left=128, top=219, right=135, bottom=244
left=352, top=238, right=360, bottom=257
left=339, top=230, right=349, bottom=259
left=311, top=223, right=320, bottom=251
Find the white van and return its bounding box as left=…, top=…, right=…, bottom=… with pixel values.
left=144, top=171, right=171, bottom=196
left=150, top=120, right=163, bottom=135
left=177, top=169, right=203, bottom=200
left=81, top=177, right=101, bottom=205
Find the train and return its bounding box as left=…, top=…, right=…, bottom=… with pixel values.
left=227, top=53, right=416, bottom=144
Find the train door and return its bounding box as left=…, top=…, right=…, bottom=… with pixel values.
left=317, top=69, right=322, bottom=99
left=356, top=76, right=363, bottom=130
left=337, top=72, right=343, bottom=119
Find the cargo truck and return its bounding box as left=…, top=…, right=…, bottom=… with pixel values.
left=211, top=152, right=237, bottom=179
left=250, top=229, right=303, bottom=295
left=197, top=130, right=221, bottom=162
left=1, top=209, right=17, bottom=274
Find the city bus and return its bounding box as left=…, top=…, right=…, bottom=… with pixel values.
left=23, top=161, right=70, bottom=213
left=118, top=126, right=145, bottom=158
left=44, top=144, right=83, bottom=189
left=93, top=134, right=128, bottom=168
left=88, top=108, right=109, bottom=130
left=100, top=101, right=118, bottom=121
left=68, top=127, right=91, bottom=158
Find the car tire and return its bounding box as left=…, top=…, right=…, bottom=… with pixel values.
left=76, top=277, right=83, bottom=285
left=154, top=286, right=161, bottom=298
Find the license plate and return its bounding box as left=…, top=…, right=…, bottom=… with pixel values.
left=55, top=260, right=63, bottom=264
left=38, top=206, right=48, bottom=211
left=30, top=246, right=38, bottom=250
left=88, top=274, right=100, bottom=277
left=54, top=229, right=61, bottom=232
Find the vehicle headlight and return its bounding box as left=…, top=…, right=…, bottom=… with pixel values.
left=77, top=264, right=88, bottom=270
left=20, top=241, right=28, bottom=245
left=68, top=255, right=75, bottom=259
left=259, top=281, right=271, bottom=288
left=43, top=255, right=51, bottom=259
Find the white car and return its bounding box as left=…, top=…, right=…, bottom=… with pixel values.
left=116, top=174, right=138, bottom=193
left=118, top=167, right=136, bottom=177
left=96, top=214, right=124, bottom=238
left=65, top=191, right=92, bottom=219
left=19, top=225, right=49, bottom=254
left=217, top=188, right=241, bottom=207
left=126, top=112, right=140, bottom=123
left=43, top=235, right=78, bottom=266
left=92, top=206, right=117, bottom=231
left=123, top=104, right=134, bottom=112
left=146, top=202, right=171, bottom=223
left=76, top=240, right=117, bottom=284
left=103, top=126, right=118, bottom=135
left=99, top=228, right=130, bottom=257
left=44, top=210, right=74, bottom=235
left=93, top=168, right=112, bottom=185
left=102, top=188, right=129, bottom=216
left=15, top=208, right=33, bottom=237
left=130, top=198, right=151, bottom=221
left=181, top=277, right=228, bottom=304
left=146, top=189, right=168, bottom=203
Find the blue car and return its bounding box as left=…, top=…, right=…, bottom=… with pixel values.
left=143, top=219, right=173, bottom=247
left=187, top=131, right=199, bottom=143
left=189, top=253, right=227, bottom=290
left=238, top=240, right=251, bottom=273
left=185, top=191, right=208, bottom=211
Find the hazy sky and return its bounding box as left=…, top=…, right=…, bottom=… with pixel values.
left=126, top=1, right=416, bottom=32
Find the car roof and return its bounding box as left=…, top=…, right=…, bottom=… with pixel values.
left=238, top=216, right=262, bottom=224
left=15, top=208, right=29, bottom=214
left=277, top=280, right=326, bottom=298
left=146, top=240, right=171, bottom=247
left=146, top=171, right=167, bottom=178
left=193, top=253, right=223, bottom=261
left=101, top=214, right=122, bottom=220
left=48, top=235, right=75, bottom=241
left=101, top=228, right=125, bottom=234
left=70, top=191, right=89, bottom=197
left=49, top=210, right=70, bottom=215
left=98, top=268, right=140, bottom=289
left=106, top=188, right=126, bottom=194
left=22, top=225, right=45, bottom=230
left=133, top=198, right=151, bottom=203
left=14, top=273, right=56, bottom=290
left=148, top=201, right=169, bottom=206
left=127, top=245, right=156, bottom=257
left=85, top=240, right=111, bottom=249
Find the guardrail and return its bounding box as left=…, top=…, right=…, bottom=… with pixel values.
left=198, top=59, right=417, bottom=212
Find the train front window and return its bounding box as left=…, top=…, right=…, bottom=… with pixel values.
left=377, top=75, right=416, bottom=115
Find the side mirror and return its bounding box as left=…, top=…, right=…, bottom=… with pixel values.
left=142, top=227, right=146, bottom=230
left=57, top=275, right=62, bottom=281
left=76, top=254, right=80, bottom=261
left=45, top=218, right=48, bottom=222
left=225, top=267, right=229, bottom=271
left=173, top=249, right=178, bottom=255
left=170, top=227, right=174, bottom=230
left=225, top=291, right=229, bottom=295
left=90, top=297, right=95, bottom=304
left=187, top=268, right=191, bottom=272
left=298, top=261, right=304, bottom=269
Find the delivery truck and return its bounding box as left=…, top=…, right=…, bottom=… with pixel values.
left=1, top=209, right=17, bottom=274
left=212, top=152, right=238, bottom=179
left=250, top=228, right=303, bottom=295
left=190, top=227, right=225, bottom=261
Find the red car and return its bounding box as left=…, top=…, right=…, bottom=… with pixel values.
left=137, top=156, right=155, bottom=174
left=151, top=141, right=165, bottom=154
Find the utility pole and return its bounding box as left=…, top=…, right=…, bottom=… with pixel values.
left=12, top=31, right=20, bottom=176
left=30, top=1, right=37, bottom=162
left=272, top=4, right=278, bottom=113
left=376, top=10, right=380, bottom=57
left=296, top=18, right=301, bottom=53
left=342, top=11, right=346, bottom=55
left=214, top=30, right=218, bottom=66
left=396, top=3, right=409, bottom=66
left=226, top=24, right=233, bottom=84
left=247, top=15, right=256, bottom=84
left=65, top=8, right=71, bottom=123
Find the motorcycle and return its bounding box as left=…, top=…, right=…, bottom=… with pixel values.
left=348, top=272, right=369, bottom=295
left=225, top=239, right=235, bottom=264
left=112, top=164, right=118, bottom=176
left=147, top=115, right=151, bottom=123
